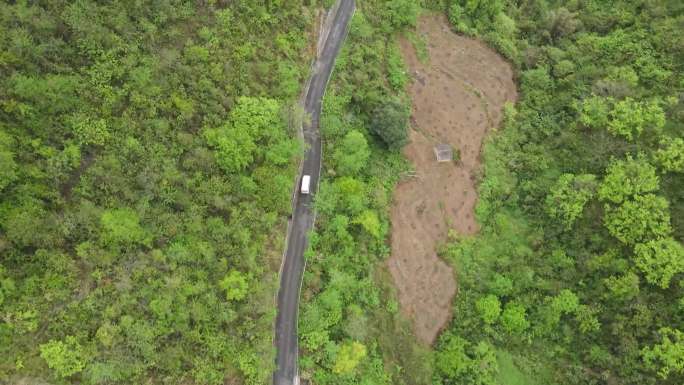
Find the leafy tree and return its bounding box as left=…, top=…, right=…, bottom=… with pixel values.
left=642, top=328, right=684, bottom=379
left=488, top=274, right=513, bottom=296
left=384, top=0, right=420, bottom=30
left=603, top=272, right=640, bottom=301
left=579, top=97, right=666, bottom=140
left=204, top=96, right=288, bottom=173
left=204, top=125, right=256, bottom=173
left=448, top=0, right=504, bottom=34
left=578, top=95, right=611, bottom=129
left=470, top=341, right=498, bottom=385
left=487, top=12, right=518, bottom=60
left=47, top=143, right=81, bottom=182
left=219, top=270, right=249, bottom=301
left=3, top=201, right=49, bottom=248
left=39, top=336, right=87, bottom=378
left=370, top=98, right=409, bottom=151
left=253, top=166, right=293, bottom=213
left=501, top=302, right=529, bottom=335
left=604, top=194, right=672, bottom=244
left=100, top=208, right=147, bottom=248
left=333, top=130, right=370, bottom=176
left=575, top=305, right=600, bottom=334
left=172, top=93, right=196, bottom=121
left=96, top=322, right=118, bottom=348
left=605, top=66, right=640, bottom=89
left=545, top=173, right=597, bottom=228
left=0, top=267, right=13, bottom=307
left=70, top=113, right=110, bottom=146
left=434, top=333, right=472, bottom=379
left=598, top=157, right=659, bottom=204
left=634, top=238, right=684, bottom=289
left=227, top=96, right=283, bottom=143
left=435, top=333, right=498, bottom=385
left=655, top=138, right=684, bottom=172
left=545, top=7, right=581, bottom=41
left=476, top=294, right=501, bottom=325
left=353, top=209, right=381, bottom=239
left=333, top=341, right=367, bottom=374
left=552, top=59, right=575, bottom=79
left=264, top=137, right=300, bottom=167
left=192, top=358, right=224, bottom=385
left=0, top=131, right=17, bottom=191
left=552, top=289, right=580, bottom=315
left=333, top=177, right=368, bottom=216
left=342, top=305, right=368, bottom=341
left=0, top=149, right=17, bottom=192
left=540, top=290, right=580, bottom=333
left=607, top=98, right=665, bottom=140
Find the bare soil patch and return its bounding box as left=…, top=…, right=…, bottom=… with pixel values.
left=388, top=14, right=517, bottom=344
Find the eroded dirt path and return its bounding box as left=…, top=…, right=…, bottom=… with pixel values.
left=388, top=14, right=517, bottom=344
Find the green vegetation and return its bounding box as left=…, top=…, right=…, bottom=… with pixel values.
left=298, top=1, right=430, bottom=384
left=432, top=1, right=684, bottom=385
left=0, top=1, right=316, bottom=384
left=303, top=3, right=683, bottom=385
left=3, top=1, right=682, bottom=385
left=39, top=337, right=87, bottom=379
left=371, top=98, right=411, bottom=150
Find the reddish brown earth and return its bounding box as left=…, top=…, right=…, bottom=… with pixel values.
left=388, top=14, right=517, bottom=344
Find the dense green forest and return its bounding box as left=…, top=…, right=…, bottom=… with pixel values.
left=0, top=1, right=316, bottom=384
left=2, top=0, right=683, bottom=385
left=429, top=1, right=684, bottom=385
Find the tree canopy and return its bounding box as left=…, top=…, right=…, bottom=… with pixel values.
left=370, top=98, right=410, bottom=151
left=0, top=1, right=310, bottom=383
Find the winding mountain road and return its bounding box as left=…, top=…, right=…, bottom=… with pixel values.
left=273, top=1, right=355, bottom=385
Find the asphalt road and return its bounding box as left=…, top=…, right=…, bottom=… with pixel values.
left=273, top=1, right=355, bottom=385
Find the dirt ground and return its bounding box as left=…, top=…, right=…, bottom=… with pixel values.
left=388, top=14, right=517, bottom=345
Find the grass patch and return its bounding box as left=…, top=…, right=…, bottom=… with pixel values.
left=496, top=350, right=540, bottom=385
left=405, top=31, right=429, bottom=63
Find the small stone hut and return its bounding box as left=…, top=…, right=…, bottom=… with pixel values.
left=434, top=144, right=453, bottom=162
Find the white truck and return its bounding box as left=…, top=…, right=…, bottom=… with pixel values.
left=301, top=175, right=311, bottom=194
